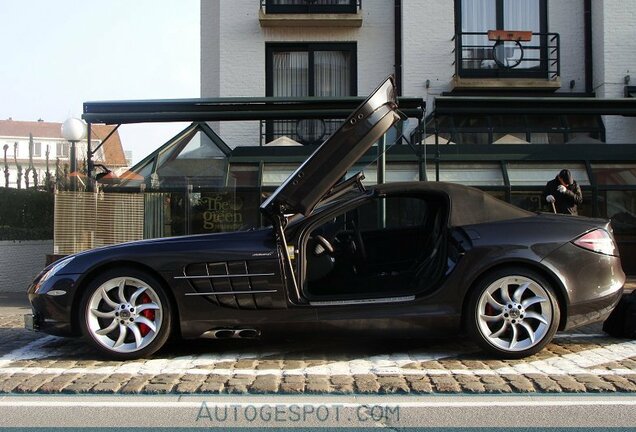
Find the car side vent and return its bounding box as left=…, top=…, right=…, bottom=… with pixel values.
left=182, top=260, right=281, bottom=310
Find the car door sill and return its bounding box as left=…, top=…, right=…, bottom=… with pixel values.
left=309, top=295, right=415, bottom=307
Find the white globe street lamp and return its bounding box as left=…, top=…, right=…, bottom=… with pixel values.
left=62, top=118, right=87, bottom=190
left=61, top=117, right=87, bottom=142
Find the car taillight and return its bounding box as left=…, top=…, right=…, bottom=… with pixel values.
left=572, top=229, right=618, bottom=256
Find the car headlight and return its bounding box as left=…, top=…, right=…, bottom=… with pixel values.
left=34, top=256, right=75, bottom=293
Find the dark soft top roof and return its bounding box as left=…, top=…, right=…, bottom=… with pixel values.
left=372, top=181, right=532, bottom=227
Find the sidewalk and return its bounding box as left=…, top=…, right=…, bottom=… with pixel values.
left=0, top=291, right=30, bottom=316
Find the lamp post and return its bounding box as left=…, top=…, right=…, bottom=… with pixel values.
left=61, top=118, right=87, bottom=190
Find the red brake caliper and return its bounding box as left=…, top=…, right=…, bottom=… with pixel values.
left=138, top=294, right=155, bottom=336
left=485, top=303, right=495, bottom=316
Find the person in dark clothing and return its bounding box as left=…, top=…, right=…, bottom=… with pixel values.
left=543, top=169, right=583, bottom=215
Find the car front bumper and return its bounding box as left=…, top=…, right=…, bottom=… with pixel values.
left=24, top=313, right=36, bottom=331
left=26, top=273, right=82, bottom=337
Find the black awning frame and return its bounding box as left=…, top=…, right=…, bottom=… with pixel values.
left=433, top=96, right=636, bottom=117
left=83, top=96, right=426, bottom=124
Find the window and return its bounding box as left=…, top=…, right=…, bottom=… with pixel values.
left=427, top=114, right=605, bottom=145
left=265, top=43, right=357, bottom=144
left=592, top=164, right=636, bottom=186
left=426, top=163, right=505, bottom=186
left=456, top=0, right=549, bottom=77
left=262, top=163, right=300, bottom=187
left=33, top=142, right=41, bottom=158
left=507, top=163, right=590, bottom=187
left=304, top=195, right=448, bottom=299
left=56, top=142, right=69, bottom=158
left=264, top=0, right=358, bottom=14
left=459, top=0, right=545, bottom=35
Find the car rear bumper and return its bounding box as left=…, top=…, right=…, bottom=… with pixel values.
left=563, top=288, right=624, bottom=331
left=541, top=242, right=625, bottom=331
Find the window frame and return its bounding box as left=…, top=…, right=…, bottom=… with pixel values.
left=297, top=192, right=447, bottom=301
left=265, top=42, right=358, bottom=144
left=454, top=0, right=549, bottom=79
left=265, top=42, right=358, bottom=98
left=56, top=142, right=70, bottom=158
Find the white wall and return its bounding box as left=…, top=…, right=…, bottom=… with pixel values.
left=549, top=0, right=586, bottom=94
left=402, top=0, right=455, bottom=118
left=592, top=0, right=636, bottom=143
left=0, top=240, right=52, bottom=293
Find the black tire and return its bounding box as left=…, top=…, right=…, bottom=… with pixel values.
left=467, top=267, right=560, bottom=359
left=79, top=267, right=173, bottom=360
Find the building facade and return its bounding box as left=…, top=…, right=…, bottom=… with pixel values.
left=0, top=119, right=128, bottom=189
left=202, top=0, right=636, bottom=144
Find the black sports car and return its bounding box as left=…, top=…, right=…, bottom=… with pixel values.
left=26, top=77, right=625, bottom=359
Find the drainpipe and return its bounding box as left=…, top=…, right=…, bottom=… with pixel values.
left=584, top=0, right=593, bottom=95
left=394, top=0, right=403, bottom=96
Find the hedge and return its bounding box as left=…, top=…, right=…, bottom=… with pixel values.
left=0, top=188, right=53, bottom=240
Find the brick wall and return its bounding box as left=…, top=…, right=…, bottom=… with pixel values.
left=0, top=240, right=52, bottom=293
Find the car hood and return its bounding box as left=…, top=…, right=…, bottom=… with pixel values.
left=54, top=229, right=275, bottom=275
left=260, top=76, right=405, bottom=218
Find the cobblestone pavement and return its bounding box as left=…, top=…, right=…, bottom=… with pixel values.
left=1, top=313, right=635, bottom=394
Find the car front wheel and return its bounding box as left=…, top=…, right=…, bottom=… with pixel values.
left=79, top=268, right=172, bottom=360
left=468, top=268, right=560, bottom=359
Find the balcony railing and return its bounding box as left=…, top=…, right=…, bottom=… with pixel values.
left=261, top=0, right=361, bottom=14
left=454, top=32, right=560, bottom=81
left=260, top=119, right=345, bottom=146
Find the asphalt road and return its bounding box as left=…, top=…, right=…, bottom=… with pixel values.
left=0, top=394, right=635, bottom=428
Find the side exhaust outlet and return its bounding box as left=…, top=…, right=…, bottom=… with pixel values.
left=201, top=328, right=261, bottom=339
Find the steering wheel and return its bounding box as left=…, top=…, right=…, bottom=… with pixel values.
left=349, top=220, right=367, bottom=263
left=312, top=235, right=334, bottom=256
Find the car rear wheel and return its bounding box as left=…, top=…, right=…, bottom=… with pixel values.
left=79, top=268, right=172, bottom=360
left=468, top=268, right=560, bottom=359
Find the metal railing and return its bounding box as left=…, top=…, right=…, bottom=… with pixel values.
left=453, top=32, right=560, bottom=80
left=260, top=0, right=361, bottom=14
left=260, top=119, right=345, bottom=146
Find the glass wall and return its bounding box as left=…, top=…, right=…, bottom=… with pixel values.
left=591, top=164, right=636, bottom=274
left=427, top=114, right=605, bottom=145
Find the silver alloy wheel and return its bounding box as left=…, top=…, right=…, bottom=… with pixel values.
left=476, top=275, right=553, bottom=352
left=86, top=277, right=163, bottom=353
